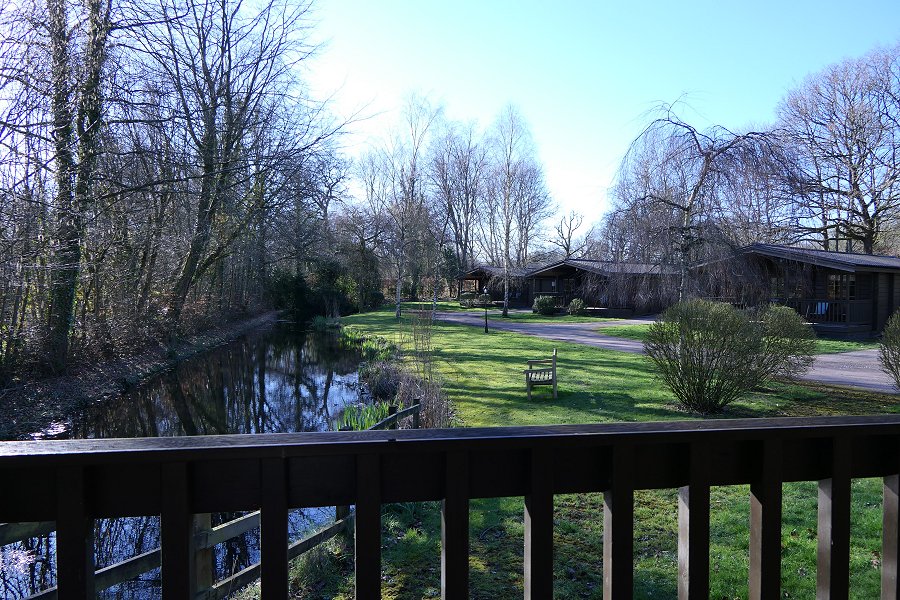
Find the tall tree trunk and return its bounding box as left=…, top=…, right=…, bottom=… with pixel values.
left=45, top=0, right=77, bottom=372
left=169, top=124, right=218, bottom=325
left=44, top=0, right=110, bottom=372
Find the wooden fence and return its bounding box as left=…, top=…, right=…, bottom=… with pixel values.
left=1, top=403, right=420, bottom=599
left=3, top=414, right=900, bottom=598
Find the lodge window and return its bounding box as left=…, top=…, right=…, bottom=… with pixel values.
left=770, top=276, right=784, bottom=298
left=827, top=273, right=856, bottom=300
left=535, top=278, right=557, bottom=293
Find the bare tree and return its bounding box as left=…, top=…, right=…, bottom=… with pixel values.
left=483, top=105, right=550, bottom=316
left=429, top=120, right=486, bottom=293
left=550, top=210, right=586, bottom=259
left=38, top=0, right=113, bottom=371
left=778, top=45, right=900, bottom=254
left=134, top=0, right=333, bottom=325
left=368, top=95, right=441, bottom=319
left=615, top=105, right=772, bottom=300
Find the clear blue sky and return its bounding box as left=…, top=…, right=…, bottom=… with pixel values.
left=305, top=0, right=900, bottom=224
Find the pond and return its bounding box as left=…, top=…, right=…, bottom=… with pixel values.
left=1, top=324, right=365, bottom=599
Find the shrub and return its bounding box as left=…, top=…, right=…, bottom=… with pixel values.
left=458, top=292, right=477, bottom=308
left=477, top=293, right=492, bottom=307
left=533, top=295, right=558, bottom=316
left=568, top=298, right=586, bottom=316
left=310, top=315, right=329, bottom=331
left=644, top=299, right=815, bottom=414
left=751, top=304, right=816, bottom=378
left=880, top=310, right=900, bottom=390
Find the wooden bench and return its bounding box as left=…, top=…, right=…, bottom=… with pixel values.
left=524, top=348, right=557, bottom=400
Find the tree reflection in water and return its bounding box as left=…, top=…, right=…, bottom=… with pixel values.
left=1, top=328, right=363, bottom=599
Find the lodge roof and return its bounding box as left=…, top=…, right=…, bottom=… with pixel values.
left=462, top=259, right=677, bottom=279
left=744, top=243, right=900, bottom=273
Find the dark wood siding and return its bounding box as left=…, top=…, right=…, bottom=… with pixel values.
left=877, top=273, right=890, bottom=331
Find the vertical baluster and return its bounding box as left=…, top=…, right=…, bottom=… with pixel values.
left=678, top=442, right=710, bottom=600
left=749, top=438, right=782, bottom=600
left=604, top=444, right=634, bottom=600
left=524, top=447, right=553, bottom=599
left=442, top=451, right=469, bottom=599
left=261, top=457, right=288, bottom=599
left=883, top=474, right=900, bottom=600
left=356, top=453, right=381, bottom=598
left=161, top=462, right=193, bottom=598
left=818, top=436, right=851, bottom=600
left=56, top=466, right=95, bottom=600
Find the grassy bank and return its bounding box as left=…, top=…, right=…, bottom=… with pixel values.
left=280, top=307, right=898, bottom=599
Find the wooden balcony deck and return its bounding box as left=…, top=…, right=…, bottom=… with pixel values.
left=4, top=416, right=900, bottom=598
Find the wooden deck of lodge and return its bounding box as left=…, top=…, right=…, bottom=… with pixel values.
left=3, top=415, right=900, bottom=598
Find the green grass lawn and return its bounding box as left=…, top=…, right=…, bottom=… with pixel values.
left=490, top=310, right=617, bottom=324
left=401, top=300, right=617, bottom=323
left=400, top=301, right=472, bottom=312
left=600, top=322, right=881, bottom=355
left=282, top=307, right=899, bottom=599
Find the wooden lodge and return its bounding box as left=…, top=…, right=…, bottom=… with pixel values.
left=460, top=259, right=677, bottom=314
left=707, top=243, right=900, bottom=338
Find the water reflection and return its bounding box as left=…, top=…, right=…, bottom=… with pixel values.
left=2, top=327, right=363, bottom=599
left=74, top=327, right=361, bottom=438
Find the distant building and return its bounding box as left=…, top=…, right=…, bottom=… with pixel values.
left=701, top=243, right=900, bottom=337
left=459, top=259, right=677, bottom=315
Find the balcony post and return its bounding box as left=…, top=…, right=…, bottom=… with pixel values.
left=678, top=443, right=710, bottom=600
left=883, top=474, right=900, bottom=600
left=161, top=462, right=194, bottom=598
left=604, top=444, right=634, bottom=600
left=524, top=447, right=554, bottom=599
left=355, top=453, right=382, bottom=598
left=817, top=436, right=851, bottom=600
left=442, top=451, right=470, bottom=599
left=55, top=466, right=95, bottom=600
left=261, top=457, right=288, bottom=598
left=749, top=439, right=782, bottom=600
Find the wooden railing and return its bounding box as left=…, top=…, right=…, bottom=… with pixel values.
left=785, top=299, right=872, bottom=325
left=2, top=403, right=421, bottom=599
left=4, top=415, right=900, bottom=598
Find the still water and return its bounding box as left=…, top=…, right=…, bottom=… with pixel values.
left=1, top=325, right=364, bottom=599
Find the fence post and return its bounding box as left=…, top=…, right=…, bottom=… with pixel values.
left=388, top=404, right=398, bottom=430
left=193, top=514, right=214, bottom=596
left=412, top=402, right=421, bottom=429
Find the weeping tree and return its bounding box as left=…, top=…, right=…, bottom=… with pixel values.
left=614, top=105, right=777, bottom=301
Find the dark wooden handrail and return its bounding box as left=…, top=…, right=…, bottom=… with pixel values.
left=5, top=415, right=900, bottom=598
left=4, top=402, right=422, bottom=598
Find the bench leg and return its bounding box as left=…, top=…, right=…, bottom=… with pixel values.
left=553, top=378, right=557, bottom=400
left=527, top=382, right=532, bottom=402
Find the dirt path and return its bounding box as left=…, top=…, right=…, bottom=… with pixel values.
left=434, top=311, right=897, bottom=395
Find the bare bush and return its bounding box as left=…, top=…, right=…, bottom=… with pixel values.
left=645, top=299, right=815, bottom=414
left=880, top=310, right=900, bottom=390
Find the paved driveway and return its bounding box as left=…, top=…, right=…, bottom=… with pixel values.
left=433, top=311, right=897, bottom=395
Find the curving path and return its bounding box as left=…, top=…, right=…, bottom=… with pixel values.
left=433, top=311, right=897, bottom=395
